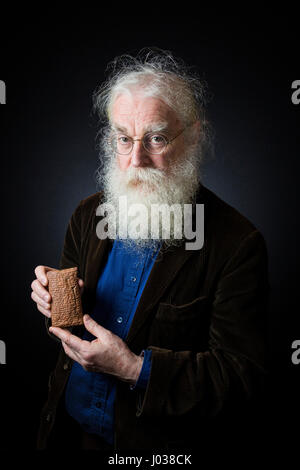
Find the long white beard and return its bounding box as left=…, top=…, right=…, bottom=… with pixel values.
left=99, top=150, right=200, bottom=251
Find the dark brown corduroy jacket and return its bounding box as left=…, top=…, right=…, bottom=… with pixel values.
left=37, top=184, right=269, bottom=450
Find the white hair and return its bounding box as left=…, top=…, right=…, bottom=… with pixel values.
left=92, top=49, right=212, bottom=251
left=93, top=48, right=212, bottom=186
left=93, top=48, right=212, bottom=162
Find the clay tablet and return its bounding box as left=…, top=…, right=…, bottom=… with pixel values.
left=48, top=267, right=83, bottom=328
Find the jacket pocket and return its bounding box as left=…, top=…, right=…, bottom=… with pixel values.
left=148, top=296, right=211, bottom=351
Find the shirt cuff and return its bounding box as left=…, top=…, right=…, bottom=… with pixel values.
left=130, top=349, right=152, bottom=390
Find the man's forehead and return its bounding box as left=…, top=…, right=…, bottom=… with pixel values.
left=111, top=94, right=180, bottom=132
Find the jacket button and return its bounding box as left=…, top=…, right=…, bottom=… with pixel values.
left=46, top=412, right=53, bottom=422
left=63, top=362, right=70, bottom=370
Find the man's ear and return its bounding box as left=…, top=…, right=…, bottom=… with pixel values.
left=190, top=120, right=202, bottom=145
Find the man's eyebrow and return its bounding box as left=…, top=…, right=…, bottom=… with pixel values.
left=143, top=122, right=169, bottom=134
left=111, top=124, right=128, bottom=133
left=111, top=122, right=169, bottom=135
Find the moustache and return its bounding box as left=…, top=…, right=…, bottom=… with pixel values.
left=124, top=167, right=166, bottom=185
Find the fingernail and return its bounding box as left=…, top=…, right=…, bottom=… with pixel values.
left=44, top=295, right=50, bottom=301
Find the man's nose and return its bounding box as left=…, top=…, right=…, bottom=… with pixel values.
left=130, top=140, right=148, bottom=167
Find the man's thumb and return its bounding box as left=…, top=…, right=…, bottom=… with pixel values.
left=83, top=314, right=102, bottom=337
left=78, top=278, right=84, bottom=295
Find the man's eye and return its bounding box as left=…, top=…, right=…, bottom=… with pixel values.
left=118, top=136, right=131, bottom=145
left=150, top=135, right=165, bottom=144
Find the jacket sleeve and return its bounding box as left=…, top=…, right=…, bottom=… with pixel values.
left=58, top=201, right=83, bottom=274
left=136, top=230, right=269, bottom=418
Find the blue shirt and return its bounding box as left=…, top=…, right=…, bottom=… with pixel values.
left=65, top=239, right=160, bottom=444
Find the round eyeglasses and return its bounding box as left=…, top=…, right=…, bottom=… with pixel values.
left=109, top=128, right=185, bottom=155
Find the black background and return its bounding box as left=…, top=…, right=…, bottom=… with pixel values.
left=0, top=13, right=299, bottom=461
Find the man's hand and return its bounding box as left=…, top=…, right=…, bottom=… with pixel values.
left=31, top=265, right=84, bottom=318
left=49, top=314, right=143, bottom=386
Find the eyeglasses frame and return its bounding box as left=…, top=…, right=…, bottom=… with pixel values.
left=109, top=127, right=186, bottom=156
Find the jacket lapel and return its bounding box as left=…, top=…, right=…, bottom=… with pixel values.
left=126, top=240, right=204, bottom=344
left=126, top=184, right=206, bottom=344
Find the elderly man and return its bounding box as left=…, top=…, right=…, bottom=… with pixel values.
left=31, top=50, right=269, bottom=451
